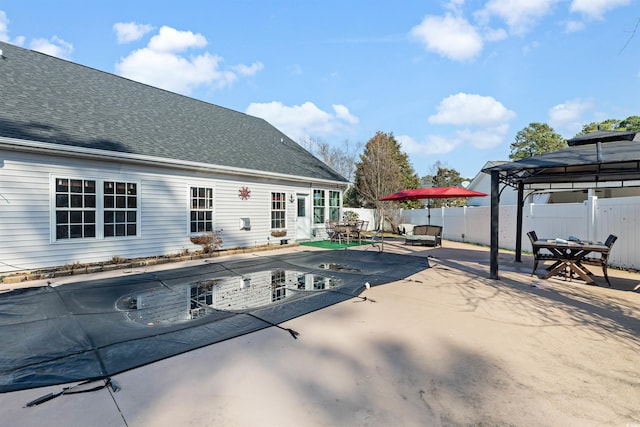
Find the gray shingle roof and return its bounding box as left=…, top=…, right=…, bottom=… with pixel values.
left=0, top=41, right=347, bottom=183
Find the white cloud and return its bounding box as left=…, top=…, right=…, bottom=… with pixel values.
left=483, top=27, right=508, bottom=42
left=457, top=124, right=510, bottom=149
left=333, top=104, right=359, bottom=125
left=148, top=26, right=207, bottom=53
left=117, top=49, right=235, bottom=94
left=548, top=98, right=594, bottom=134
left=2, top=9, right=71, bottom=58
left=1, top=10, right=70, bottom=57
left=245, top=101, right=359, bottom=142
left=404, top=93, right=516, bottom=159
left=409, top=13, right=484, bottom=61
left=115, top=25, right=262, bottom=95
left=428, top=93, right=516, bottom=126
left=30, top=36, right=73, bottom=60
left=564, top=20, right=586, bottom=32
left=232, top=62, right=264, bottom=76
left=396, top=124, right=507, bottom=164
left=445, top=0, right=466, bottom=13
left=521, top=40, right=541, bottom=54
left=570, top=0, right=631, bottom=19
left=476, top=0, right=561, bottom=35
left=0, top=10, right=24, bottom=46
left=113, top=22, right=154, bottom=44
left=0, top=11, right=9, bottom=42
left=414, top=0, right=630, bottom=61
left=397, top=134, right=460, bottom=156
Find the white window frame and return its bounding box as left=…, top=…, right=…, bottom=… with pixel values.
left=50, top=175, right=140, bottom=242
left=189, top=186, right=214, bottom=234
left=271, top=192, right=286, bottom=229
left=329, top=190, right=341, bottom=221
left=53, top=177, right=97, bottom=241
left=103, top=180, right=139, bottom=238
left=313, top=189, right=325, bottom=224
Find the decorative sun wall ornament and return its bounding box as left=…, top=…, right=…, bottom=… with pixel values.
left=238, top=186, right=251, bottom=200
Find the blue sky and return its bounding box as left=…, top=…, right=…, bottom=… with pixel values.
left=1, top=1, right=638, bottom=178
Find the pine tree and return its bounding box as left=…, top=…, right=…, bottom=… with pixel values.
left=509, top=122, right=566, bottom=160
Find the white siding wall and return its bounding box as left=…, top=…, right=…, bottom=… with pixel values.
left=0, top=151, right=341, bottom=273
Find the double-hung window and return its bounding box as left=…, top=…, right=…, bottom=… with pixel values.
left=271, top=192, right=286, bottom=229
left=55, top=178, right=96, bottom=239
left=271, top=269, right=286, bottom=302
left=54, top=177, right=139, bottom=240
left=104, top=181, right=137, bottom=237
left=329, top=191, right=341, bottom=221
left=190, top=187, right=213, bottom=233
left=313, top=190, right=325, bottom=224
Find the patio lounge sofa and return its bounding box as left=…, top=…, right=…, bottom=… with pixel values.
left=405, top=225, right=442, bottom=247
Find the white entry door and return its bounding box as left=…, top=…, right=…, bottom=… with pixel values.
left=295, top=194, right=311, bottom=240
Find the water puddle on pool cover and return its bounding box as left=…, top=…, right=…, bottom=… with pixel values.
left=319, top=263, right=362, bottom=272
left=117, top=269, right=342, bottom=326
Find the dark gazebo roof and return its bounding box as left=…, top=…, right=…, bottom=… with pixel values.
left=567, top=130, right=638, bottom=146
left=482, top=131, right=640, bottom=189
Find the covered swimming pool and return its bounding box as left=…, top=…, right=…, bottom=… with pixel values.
left=0, top=249, right=428, bottom=395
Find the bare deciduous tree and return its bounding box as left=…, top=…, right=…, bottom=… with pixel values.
left=299, top=137, right=361, bottom=182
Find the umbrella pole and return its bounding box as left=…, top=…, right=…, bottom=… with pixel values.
left=427, top=201, right=431, bottom=225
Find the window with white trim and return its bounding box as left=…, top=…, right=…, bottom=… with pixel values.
left=104, top=181, right=138, bottom=237
left=313, top=190, right=325, bottom=224
left=190, top=187, right=213, bottom=233
left=271, top=269, right=286, bottom=302
left=55, top=178, right=96, bottom=239
left=329, top=191, right=341, bottom=221
left=271, top=192, right=286, bottom=229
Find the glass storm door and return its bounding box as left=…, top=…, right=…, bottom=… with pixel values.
left=295, top=194, right=310, bottom=240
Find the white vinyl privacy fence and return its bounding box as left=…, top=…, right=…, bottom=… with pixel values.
left=396, top=196, right=640, bottom=270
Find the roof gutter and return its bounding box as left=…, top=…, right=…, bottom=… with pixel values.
left=0, top=137, right=348, bottom=188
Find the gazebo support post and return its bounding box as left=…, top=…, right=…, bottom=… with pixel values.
left=490, top=170, right=499, bottom=279
left=515, top=181, right=524, bottom=262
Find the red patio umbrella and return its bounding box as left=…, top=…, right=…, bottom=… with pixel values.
left=379, top=186, right=488, bottom=224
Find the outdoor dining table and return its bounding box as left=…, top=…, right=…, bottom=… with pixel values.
left=534, top=239, right=611, bottom=285
left=328, top=221, right=365, bottom=244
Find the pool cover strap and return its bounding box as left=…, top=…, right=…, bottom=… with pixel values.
left=25, top=378, right=119, bottom=407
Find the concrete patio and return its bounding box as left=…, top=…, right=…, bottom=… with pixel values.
left=1, top=239, right=638, bottom=426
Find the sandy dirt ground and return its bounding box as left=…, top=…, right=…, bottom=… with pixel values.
left=1, top=240, right=639, bottom=426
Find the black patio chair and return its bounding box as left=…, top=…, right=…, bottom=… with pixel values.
left=580, top=234, right=618, bottom=286
left=527, top=231, right=556, bottom=276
